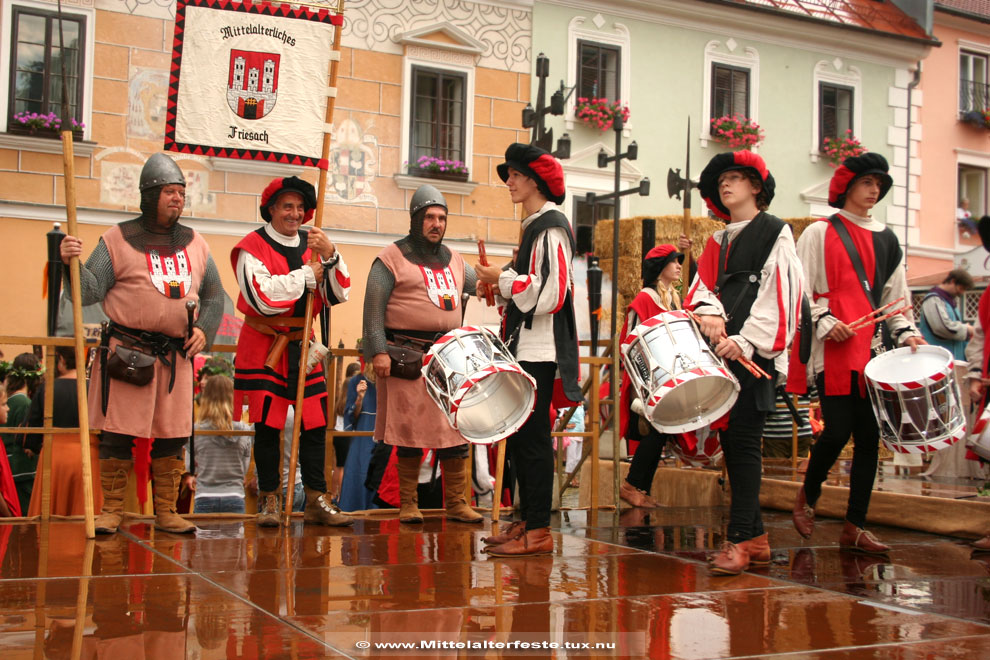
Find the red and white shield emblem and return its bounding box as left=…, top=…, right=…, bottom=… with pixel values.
left=227, top=49, right=279, bottom=119
left=146, top=247, right=192, bottom=299
left=420, top=265, right=458, bottom=311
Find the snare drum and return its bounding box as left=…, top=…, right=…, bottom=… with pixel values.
left=621, top=310, right=740, bottom=434
left=422, top=326, right=536, bottom=444
left=863, top=345, right=966, bottom=454
left=669, top=426, right=723, bottom=468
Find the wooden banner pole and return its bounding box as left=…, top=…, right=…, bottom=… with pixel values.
left=285, top=0, right=346, bottom=517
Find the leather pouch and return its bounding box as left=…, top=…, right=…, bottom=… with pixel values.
left=106, top=345, right=156, bottom=386
left=386, top=344, right=423, bottom=380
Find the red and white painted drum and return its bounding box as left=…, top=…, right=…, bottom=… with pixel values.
left=864, top=345, right=966, bottom=454
left=966, top=408, right=990, bottom=462
left=621, top=310, right=739, bottom=434
left=423, top=326, right=536, bottom=444
left=669, top=426, right=723, bottom=468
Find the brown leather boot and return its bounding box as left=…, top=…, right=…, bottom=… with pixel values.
left=972, top=534, right=990, bottom=551
left=482, top=520, right=526, bottom=546
left=303, top=486, right=353, bottom=527
left=792, top=486, right=815, bottom=539
left=94, top=458, right=132, bottom=534
left=838, top=521, right=890, bottom=554
left=257, top=491, right=282, bottom=527
left=151, top=457, right=195, bottom=534
left=441, top=457, right=483, bottom=523
left=396, top=456, right=424, bottom=524
left=620, top=480, right=657, bottom=508
left=710, top=541, right=750, bottom=576
left=737, top=532, right=770, bottom=565
left=485, top=527, right=553, bottom=557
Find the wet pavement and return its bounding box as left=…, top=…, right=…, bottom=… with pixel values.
left=0, top=508, right=988, bottom=658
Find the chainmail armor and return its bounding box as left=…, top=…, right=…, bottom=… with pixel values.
left=65, top=238, right=116, bottom=305
left=118, top=186, right=194, bottom=253
left=197, top=255, right=224, bottom=349
left=362, top=258, right=394, bottom=359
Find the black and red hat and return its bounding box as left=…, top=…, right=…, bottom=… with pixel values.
left=259, top=176, right=318, bottom=223
left=497, top=143, right=566, bottom=205
left=827, top=152, right=893, bottom=209
left=642, top=244, right=683, bottom=286
left=697, top=151, right=775, bottom=221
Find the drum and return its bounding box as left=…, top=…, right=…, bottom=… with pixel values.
left=863, top=345, right=966, bottom=454
left=422, top=326, right=536, bottom=444
left=621, top=310, right=739, bottom=434
left=669, top=426, right=723, bottom=468
left=966, top=408, right=990, bottom=462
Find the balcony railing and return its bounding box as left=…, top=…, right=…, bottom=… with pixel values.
left=960, top=79, right=990, bottom=115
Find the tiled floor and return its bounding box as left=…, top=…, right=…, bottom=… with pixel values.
left=0, top=509, right=988, bottom=658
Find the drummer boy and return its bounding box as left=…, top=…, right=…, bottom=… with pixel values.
left=362, top=184, right=483, bottom=525
left=790, top=153, right=923, bottom=554
left=686, top=151, right=803, bottom=575
left=475, top=143, right=582, bottom=557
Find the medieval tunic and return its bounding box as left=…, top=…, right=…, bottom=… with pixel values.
left=374, top=242, right=466, bottom=449
left=796, top=210, right=918, bottom=396
left=87, top=225, right=210, bottom=438
left=231, top=224, right=350, bottom=431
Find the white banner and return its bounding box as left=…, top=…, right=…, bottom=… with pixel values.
left=166, top=0, right=340, bottom=166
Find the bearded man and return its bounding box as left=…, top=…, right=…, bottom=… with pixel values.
left=59, top=153, right=223, bottom=535
left=362, top=185, right=482, bottom=525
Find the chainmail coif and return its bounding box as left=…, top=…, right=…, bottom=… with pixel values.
left=398, top=207, right=450, bottom=268
left=118, top=185, right=194, bottom=253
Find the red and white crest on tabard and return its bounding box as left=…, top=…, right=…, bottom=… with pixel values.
left=420, top=265, right=458, bottom=311
left=146, top=247, right=192, bottom=299
left=227, top=49, right=280, bottom=119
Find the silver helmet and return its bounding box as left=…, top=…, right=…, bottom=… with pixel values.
left=139, top=153, right=186, bottom=191
left=409, top=184, right=447, bottom=217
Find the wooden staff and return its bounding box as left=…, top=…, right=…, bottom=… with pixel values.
left=680, top=118, right=693, bottom=300
left=56, top=0, right=95, bottom=537
left=284, top=0, right=346, bottom=517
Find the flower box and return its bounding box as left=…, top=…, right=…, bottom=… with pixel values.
left=821, top=130, right=867, bottom=168
left=405, top=156, right=469, bottom=182
left=710, top=115, right=763, bottom=149
left=10, top=111, right=84, bottom=140
left=961, top=109, right=990, bottom=130
left=574, top=97, right=630, bottom=132
left=406, top=166, right=469, bottom=182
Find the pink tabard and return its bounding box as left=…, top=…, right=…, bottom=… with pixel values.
left=374, top=243, right=466, bottom=448
left=87, top=225, right=208, bottom=438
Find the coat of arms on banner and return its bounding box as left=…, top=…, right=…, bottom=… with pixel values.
left=227, top=50, right=279, bottom=119
left=421, top=266, right=458, bottom=311
left=147, top=247, right=192, bottom=299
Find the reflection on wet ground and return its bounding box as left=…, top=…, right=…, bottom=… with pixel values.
left=0, top=509, right=988, bottom=658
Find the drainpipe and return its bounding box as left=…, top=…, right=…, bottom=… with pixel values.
left=905, top=63, right=921, bottom=268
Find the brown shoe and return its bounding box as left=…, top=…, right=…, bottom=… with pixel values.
left=257, top=491, right=282, bottom=527
left=972, top=534, right=990, bottom=551
left=710, top=541, right=750, bottom=576
left=485, top=527, right=553, bottom=557
left=441, top=457, right=483, bottom=524
left=838, top=521, right=890, bottom=554
left=303, top=486, right=353, bottom=527
left=737, top=532, right=771, bottom=565
left=792, top=486, right=815, bottom=539
left=482, top=520, right=526, bottom=546
left=620, top=480, right=657, bottom=508
left=151, top=457, right=195, bottom=534
left=396, top=456, right=424, bottom=524
left=95, top=458, right=132, bottom=534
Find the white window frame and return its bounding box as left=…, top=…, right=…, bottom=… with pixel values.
left=0, top=0, right=94, bottom=142
left=956, top=152, right=990, bottom=250
left=399, top=46, right=475, bottom=180
left=810, top=60, right=862, bottom=163
left=959, top=40, right=990, bottom=116
left=565, top=16, right=632, bottom=135
left=701, top=40, right=759, bottom=148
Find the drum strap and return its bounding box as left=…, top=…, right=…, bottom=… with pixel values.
left=828, top=215, right=893, bottom=350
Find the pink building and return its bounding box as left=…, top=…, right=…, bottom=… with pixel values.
left=915, top=1, right=990, bottom=299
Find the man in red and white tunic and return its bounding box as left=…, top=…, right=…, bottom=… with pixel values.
left=476, top=143, right=583, bottom=557
left=363, top=184, right=482, bottom=526
left=791, top=153, right=923, bottom=553
left=232, top=176, right=352, bottom=527
left=687, top=150, right=803, bottom=575
left=965, top=215, right=990, bottom=552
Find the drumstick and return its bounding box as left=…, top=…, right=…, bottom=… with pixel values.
left=849, top=305, right=912, bottom=332
left=846, top=296, right=905, bottom=329
left=684, top=310, right=769, bottom=379
left=477, top=240, right=496, bottom=307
